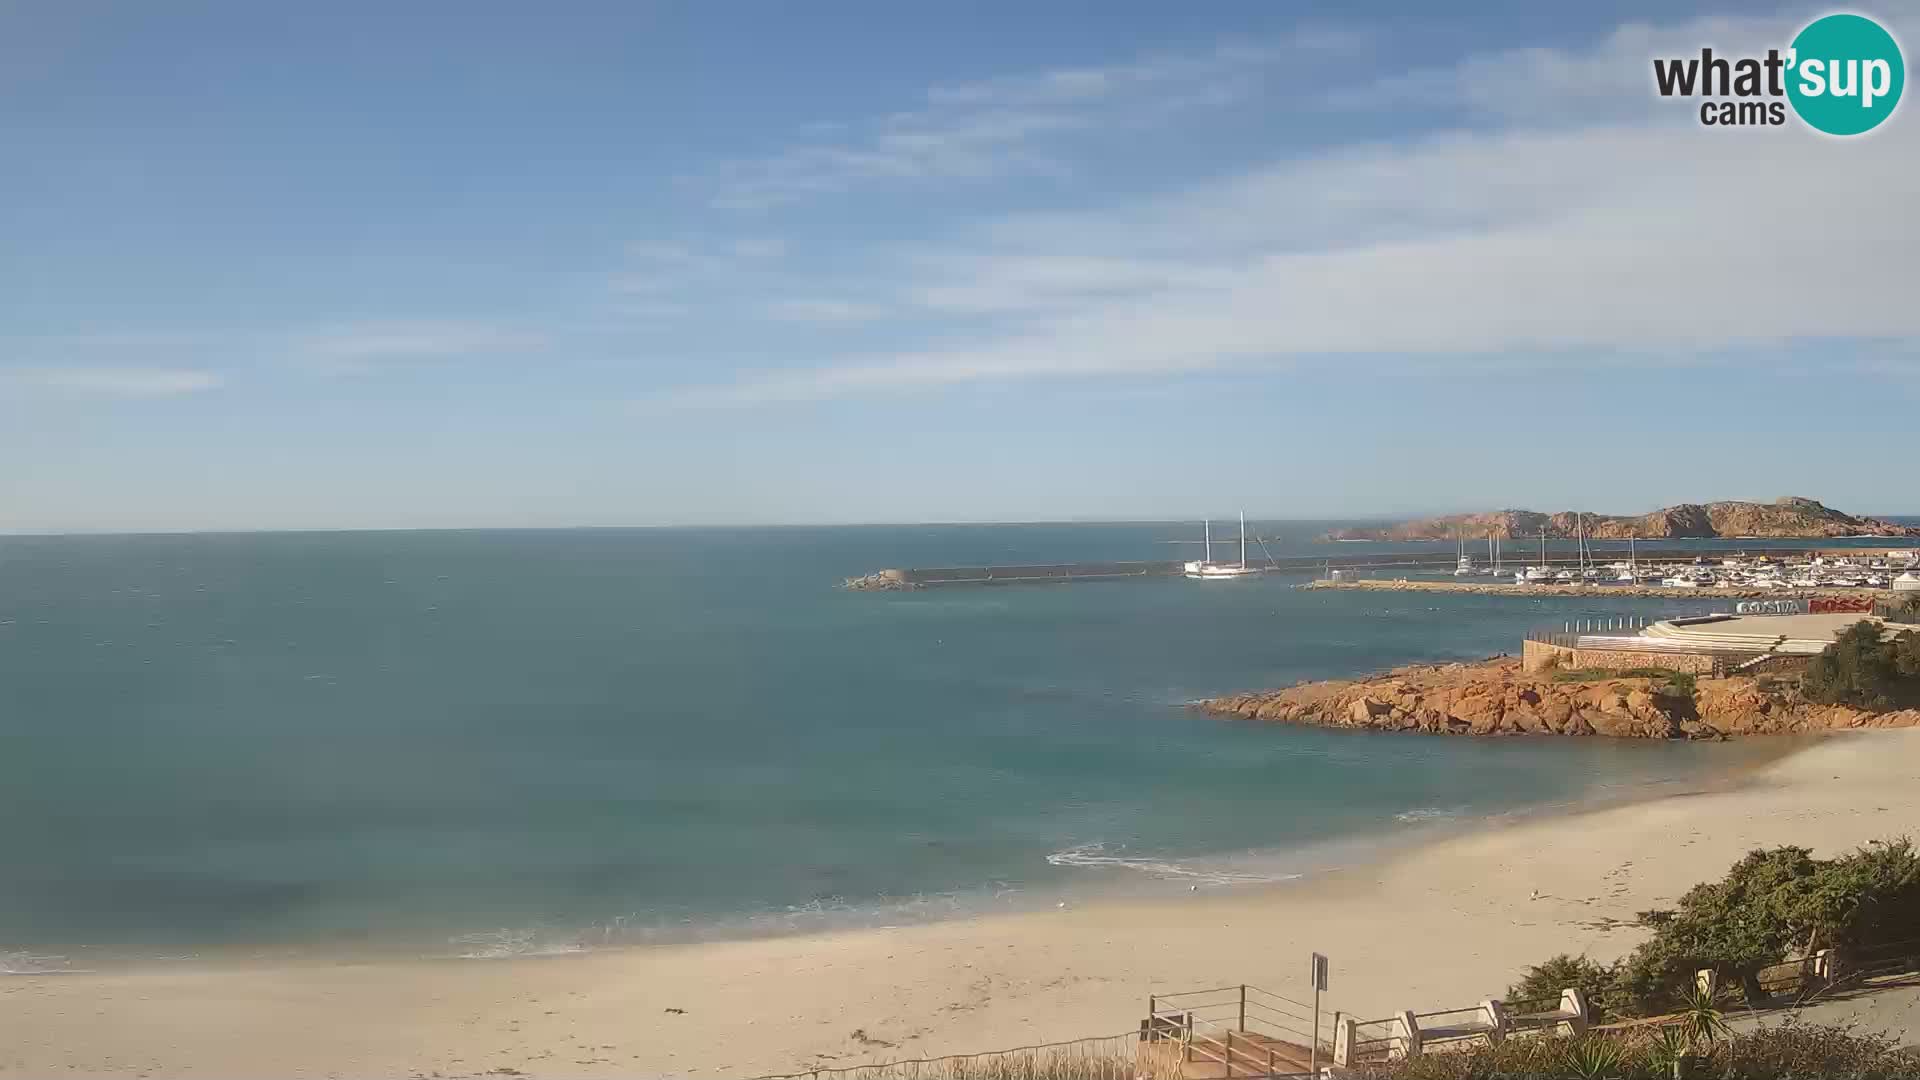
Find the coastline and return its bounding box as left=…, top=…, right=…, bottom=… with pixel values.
left=7, top=731, right=1913, bottom=1079
left=1301, top=578, right=1891, bottom=601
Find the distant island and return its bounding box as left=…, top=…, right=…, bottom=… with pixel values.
left=1323, top=496, right=1920, bottom=542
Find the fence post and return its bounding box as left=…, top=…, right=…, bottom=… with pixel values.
left=1394, top=1009, right=1421, bottom=1059
left=1482, top=999, right=1510, bottom=1042
left=1224, top=1029, right=1234, bottom=1077
left=1561, top=988, right=1591, bottom=1036
left=1811, top=948, right=1834, bottom=983
left=1239, top=983, right=1247, bottom=1033
left=1333, top=1012, right=1355, bottom=1068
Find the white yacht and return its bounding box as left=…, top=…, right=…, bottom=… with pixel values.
left=1185, top=513, right=1261, bottom=580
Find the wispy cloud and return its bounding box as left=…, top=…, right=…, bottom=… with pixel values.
left=703, top=31, right=1366, bottom=210
left=658, top=7, right=1920, bottom=407
left=609, top=237, right=788, bottom=296
left=292, top=322, right=536, bottom=376
left=764, top=298, right=888, bottom=324
left=2, top=367, right=223, bottom=397
left=1337, top=11, right=1805, bottom=121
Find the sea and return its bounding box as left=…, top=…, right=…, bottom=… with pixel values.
left=1, top=521, right=1910, bottom=969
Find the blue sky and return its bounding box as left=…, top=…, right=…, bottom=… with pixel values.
left=4, top=1, right=1917, bottom=531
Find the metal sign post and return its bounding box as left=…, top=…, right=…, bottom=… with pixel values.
left=1310, top=953, right=1329, bottom=1076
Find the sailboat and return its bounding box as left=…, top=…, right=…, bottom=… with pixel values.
left=1616, top=536, right=1641, bottom=582
left=1184, top=512, right=1261, bottom=580
left=1524, top=529, right=1552, bottom=581
left=1577, top=515, right=1603, bottom=580
left=1454, top=529, right=1475, bottom=575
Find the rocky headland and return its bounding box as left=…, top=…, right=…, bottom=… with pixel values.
left=1324, top=496, right=1920, bottom=542
left=1196, top=657, right=1920, bottom=739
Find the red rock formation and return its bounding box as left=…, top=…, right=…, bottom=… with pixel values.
left=1198, top=658, right=1920, bottom=739
left=1323, top=497, right=1920, bottom=542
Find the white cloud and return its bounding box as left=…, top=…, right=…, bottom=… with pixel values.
left=294, top=322, right=536, bottom=375
left=703, top=31, right=1366, bottom=209
left=2, top=367, right=223, bottom=397
left=660, top=4, right=1920, bottom=407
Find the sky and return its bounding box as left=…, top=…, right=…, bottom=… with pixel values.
left=4, top=0, right=1918, bottom=531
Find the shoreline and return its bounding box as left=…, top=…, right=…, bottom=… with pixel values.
left=1301, top=578, right=1892, bottom=601
left=7, top=728, right=1803, bottom=979
left=8, top=732, right=1909, bottom=1079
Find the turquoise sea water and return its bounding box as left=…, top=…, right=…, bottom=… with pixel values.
left=0, top=522, right=1901, bottom=963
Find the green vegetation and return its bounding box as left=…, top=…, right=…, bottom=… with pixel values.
left=1550, top=666, right=1683, bottom=683
left=1350, top=1021, right=1920, bottom=1079
left=1511, top=839, right=1920, bottom=1016
left=1801, top=622, right=1920, bottom=709
left=1508, top=954, right=1621, bottom=1021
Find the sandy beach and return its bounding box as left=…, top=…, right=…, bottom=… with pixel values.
left=5, top=730, right=1918, bottom=1079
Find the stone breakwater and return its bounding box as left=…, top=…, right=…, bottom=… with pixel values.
left=842, top=570, right=919, bottom=591
left=1302, top=579, right=1884, bottom=602
left=1196, top=658, right=1920, bottom=739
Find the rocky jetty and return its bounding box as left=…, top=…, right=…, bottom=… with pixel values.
left=842, top=570, right=919, bottom=591
left=1197, top=658, right=1920, bottom=739
left=1324, top=496, right=1920, bottom=542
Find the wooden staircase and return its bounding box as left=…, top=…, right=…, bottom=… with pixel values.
left=1140, top=984, right=1328, bottom=1079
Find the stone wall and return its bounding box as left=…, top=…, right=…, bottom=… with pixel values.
left=1521, top=638, right=1719, bottom=675
left=1522, top=639, right=1576, bottom=673
left=1569, top=648, right=1720, bottom=674
left=1738, top=654, right=1815, bottom=677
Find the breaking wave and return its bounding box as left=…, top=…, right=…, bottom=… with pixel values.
left=1045, top=843, right=1300, bottom=886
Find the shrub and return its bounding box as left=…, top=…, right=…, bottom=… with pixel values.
left=1346, top=1022, right=1920, bottom=1080
left=1508, top=954, right=1621, bottom=1021
left=1521, top=839, right=1920, bottom=1017
left=1802, top=622, right=1920, bottom=709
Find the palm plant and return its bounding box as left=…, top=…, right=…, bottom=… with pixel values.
left=1678, top=983, right=1731, bottom=1046
left=1563, top=1036, right=1626, bottom=1080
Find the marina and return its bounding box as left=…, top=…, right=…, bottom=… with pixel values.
left=845, top=537, right=1920, bottom=592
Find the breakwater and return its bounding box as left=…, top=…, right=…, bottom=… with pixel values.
left=844, top=561, right=1184, bottom=590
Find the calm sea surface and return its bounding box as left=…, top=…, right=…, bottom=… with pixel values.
left=1, top=522, right=1906, bottom=964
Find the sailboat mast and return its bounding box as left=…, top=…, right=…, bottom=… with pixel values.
left=1204, top=519, right=1212, bottom=564
left=1239, top=511, right=1247, bottom=570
